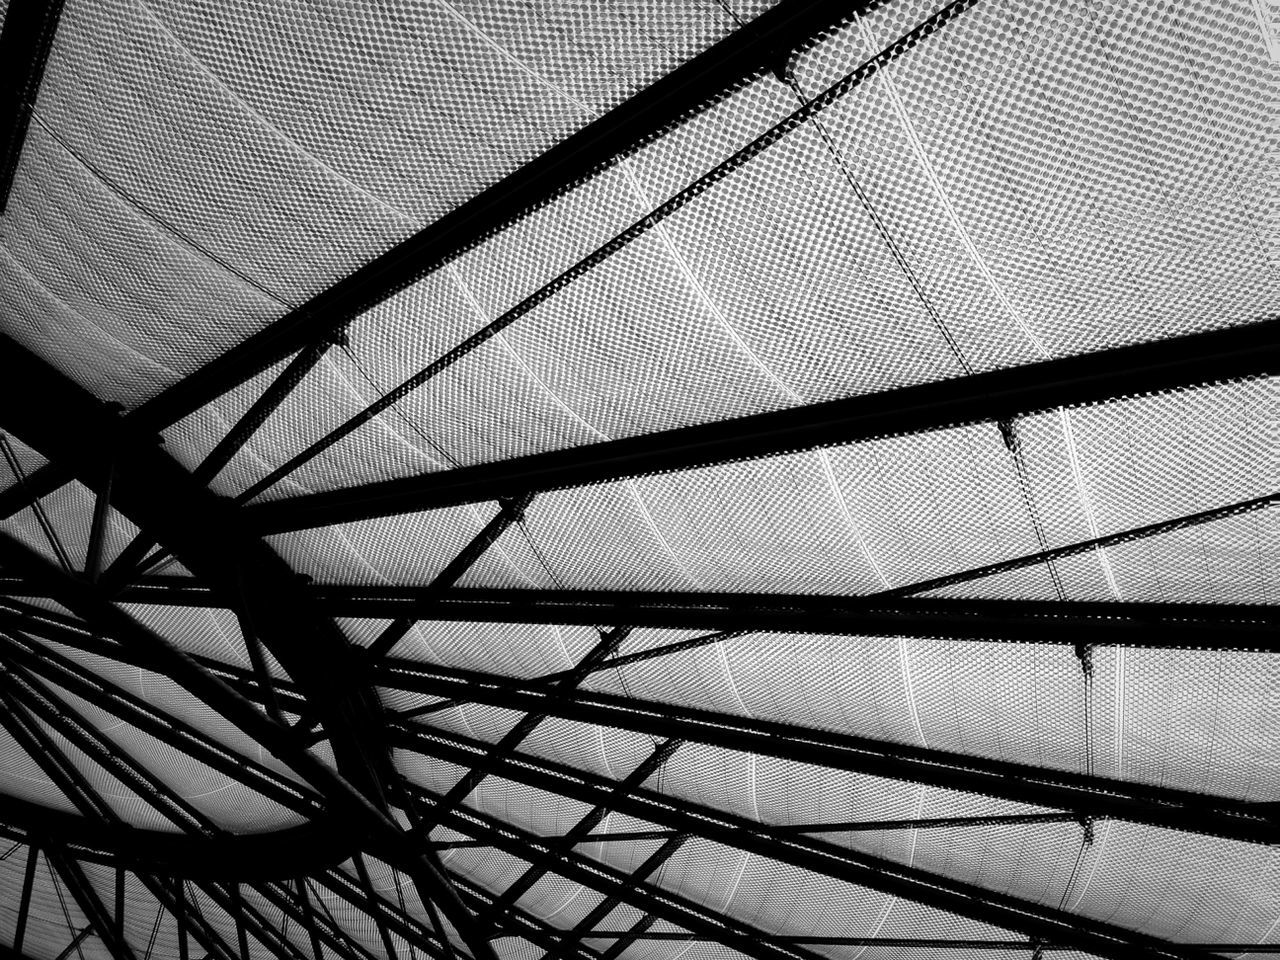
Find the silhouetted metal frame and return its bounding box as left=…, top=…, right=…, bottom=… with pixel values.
left=0, top=336, right=499, bottom=960
left=384, top=667, right=1280, bottom=845
left=246, top=319, right=1280, bottom=530
left=400, top=732, right=1216, bottom=960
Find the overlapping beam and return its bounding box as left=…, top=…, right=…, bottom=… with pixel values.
left=385, top=665, right=1280, bottom=845
left=404, top=757, right=1210, bottom=960
left=244, top=319, right=1280, bottom=530
left=0, top=339, right=499, bottom=960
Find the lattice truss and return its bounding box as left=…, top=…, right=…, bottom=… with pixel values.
left=0, top=1, right=1275, bottom=959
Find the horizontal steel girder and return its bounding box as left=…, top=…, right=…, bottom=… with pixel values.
left=383, top=663, right=1280, bottom=845
left=242, top=319, right=1280, bottom=530
left=2, top=577, right=1271, bottom=652
left=0, top=803, right=347, bottom=878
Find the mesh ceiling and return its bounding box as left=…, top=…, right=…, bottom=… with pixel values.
left=0, top=1, right=1275, bottom=960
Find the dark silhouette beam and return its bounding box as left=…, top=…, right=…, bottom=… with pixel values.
left=387, top=668, right=1280, bottom=845
left=4, top=576, right=1271, bottom=653
left=244, top=319, right=1280, bottom=530
left=402, top=733, right=1215, bottom=960
left=120, top=0, right=894, bottom=431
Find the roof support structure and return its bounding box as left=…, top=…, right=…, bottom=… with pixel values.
left=428, top=793, right=819, bottom=960
left=10, top=575, right=1267, bottom=653
left=244, top=319, right=1280, bottom=530
left=401, top=733, right=1217, bottom=960
left=0, top=662, right=220, bottom=835
left=46, top=846, right=140, bottom=960
left=387, top=671, right=1279, bottom=845
left=542, top=833, right=691, bottom=960
left=483, top=737, right=683, bottom=923
left=434, top=812, right=1083, bottom=850
left=0, top=337, right=502, bottom=960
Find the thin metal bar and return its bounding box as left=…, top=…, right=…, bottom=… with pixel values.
left=193, top=344, right=328, bottom=486
left=46, top=847, right=140, bottom=960
left=13, top=845, right=38, bottom=954
left=196, top=880, right=311, bottom=960
left=0, top=433, right=74, bottom=572
left=595, top=914, right=655, bottom=960
left=294, top=878, right=326, bottom=960
left=255, top=881, right=381, bottom=960
left=140, top=875, right=240, bottom=960
left=0, top=681, right=117, bottom=822
left=176, top=881, right=190, bottom=960
left=437, top=798, right=810, bottom=960
left=425, top=626, right=631, bottom=829
left=353, top=854, right=400, bottom=960
left=402, top=736, right=1213, bottom=960
left=85, top=460, right=115, bottom=582
left=487, top=738, right=682, bottom=917
left=434, top=813, right=1082, bottom=849
left=0, top=629, right=323, bottom=817
left=0, top=663, right=220, bottom=834
left=231, top=884, right=251, bottom=960
left=52, top=927, right=94, bottom=960
left=544, top=835, right=690, bottom=960
left=311, top=866, right=448, bottom=960
left=114, top=868, right=125, bottom=944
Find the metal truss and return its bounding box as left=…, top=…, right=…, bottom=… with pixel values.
left=404, top=765, right=1208, bottom=960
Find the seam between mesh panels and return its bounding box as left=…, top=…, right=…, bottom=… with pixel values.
left=134, top=0, right=426, bottom=227
left=0, top=243, right=175, bottom=377
left=27, top=112, right=293, bottom=307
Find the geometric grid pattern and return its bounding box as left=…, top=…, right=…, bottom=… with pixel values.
left=0, top=2, right=1276, bottom=960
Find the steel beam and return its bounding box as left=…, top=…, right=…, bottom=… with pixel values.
left=428, top=795, right=815, bottom=960
left=46, top=846, right=140, bottom=960
left=121, top=0, right=884, bottom=431
left=5, top=575, right=1270, bottom=653
left=0, top=338, right=500, bottom=960
left=244, top=319, right=1279, bottom=529
left=433, top=813, right=1081, bottom=850
left=384, top=665, right=1280, bottom=844
left=401, top=733, right=1215, bottom=960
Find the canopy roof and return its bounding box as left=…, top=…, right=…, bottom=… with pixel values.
left=0, top=1, right=1276, bottom=960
